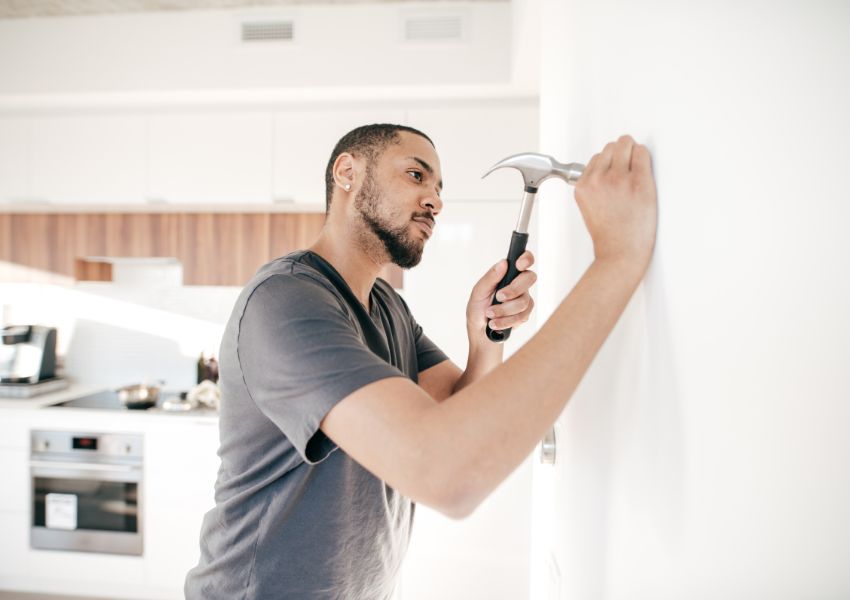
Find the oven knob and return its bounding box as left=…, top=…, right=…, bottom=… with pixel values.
left=125, top=444, right=132, bottom=454
left=42, top=441, right=50, bottom=451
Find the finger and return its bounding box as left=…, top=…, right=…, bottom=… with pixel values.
left=485, top=294, right=532, bottom=319
left=599, top=141, right=616, bottom=171
left=488, top=297, right=535, bottom=330
left=631, top=143, right=652, bottom=174
left=470, top=259, right=508, bottom=300
left=611, top=135, right=635, bottom=173
left=515, top=250, right=535, bottom=271
left=494, top=270, right=537, bottom=302
left=582, top=151, right=603, bottom=178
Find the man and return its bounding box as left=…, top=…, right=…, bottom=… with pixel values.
left=185, top=124, right=657, bottom=599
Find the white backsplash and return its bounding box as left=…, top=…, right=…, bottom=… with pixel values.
left=0, top=280, right=241, bottom=391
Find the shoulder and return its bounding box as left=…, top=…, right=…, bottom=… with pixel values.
left=242, top=253, right=350, bottom=321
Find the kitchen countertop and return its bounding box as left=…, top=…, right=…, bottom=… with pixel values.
left=0, top=383, right=104, bottom=410
left=0, top=383, right=218, bottom=421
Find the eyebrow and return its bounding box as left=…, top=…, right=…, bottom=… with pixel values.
left=408, top=156, right=443, bottom=192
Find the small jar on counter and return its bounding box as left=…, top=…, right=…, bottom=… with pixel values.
left=196, top=353, right=220, bottom=384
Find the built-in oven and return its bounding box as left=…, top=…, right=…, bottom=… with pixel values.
left=30, top=430, right=144, bottom=556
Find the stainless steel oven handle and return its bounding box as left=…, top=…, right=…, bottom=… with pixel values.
left=30, top=460, right=141, bottom=473
left=30, top=460, right=142, bottom=482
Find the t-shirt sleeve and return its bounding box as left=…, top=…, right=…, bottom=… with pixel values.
left=237, top=273, right=405, bottom=465
left=411, top=317, right=448, bottom=374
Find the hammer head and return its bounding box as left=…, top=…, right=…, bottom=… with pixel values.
left=482, top=152, right=584, bottom=190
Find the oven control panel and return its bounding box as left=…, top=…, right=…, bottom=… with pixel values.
left=31, top=430, right=143, bottom=459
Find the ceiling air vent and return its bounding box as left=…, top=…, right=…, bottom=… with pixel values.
left=241, top=20, right=294, bottom=42
left=404, top=15, right=464, bottom=42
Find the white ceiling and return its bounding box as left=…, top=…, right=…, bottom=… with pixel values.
left=0, top=0, right=500, bottom=19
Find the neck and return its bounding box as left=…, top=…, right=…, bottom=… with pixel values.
left=308, top=217, right=387, bottom=309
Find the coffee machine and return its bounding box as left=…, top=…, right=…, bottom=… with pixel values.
left=0, top=325, right=58, bottom=384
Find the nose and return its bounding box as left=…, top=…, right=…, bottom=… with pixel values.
left=421, top=189, right=443, bottom=216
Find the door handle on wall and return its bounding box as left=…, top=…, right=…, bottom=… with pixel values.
left=540, top=426, right=557, bottom=465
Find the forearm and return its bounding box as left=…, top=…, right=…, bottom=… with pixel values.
left=428, top=257, right=646, bottom=515
left=452, top=340, right=504, bottom=394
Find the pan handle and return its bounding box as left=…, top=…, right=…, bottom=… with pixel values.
left=486, top=230, right=529, bottom=343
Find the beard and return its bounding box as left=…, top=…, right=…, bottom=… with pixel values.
left=354, top=168, right=427, bottom=269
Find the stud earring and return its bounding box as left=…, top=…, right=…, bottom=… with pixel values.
left=344, top=183, right=351, bottom=191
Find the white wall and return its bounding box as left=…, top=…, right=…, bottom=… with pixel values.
left=532, top=0, right=850, bottom=598
left=0, top=2, right=511, bottom=94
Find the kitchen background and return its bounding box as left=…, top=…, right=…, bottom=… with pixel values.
left=3, top=1, right=850, bottom=600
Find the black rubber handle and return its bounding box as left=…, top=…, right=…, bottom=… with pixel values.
left=486, top=231, right=529, bottom=343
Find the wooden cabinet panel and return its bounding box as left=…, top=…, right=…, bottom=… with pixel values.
left=9, top=213, right=52, bottom=272
left=99, top=213, right=181, bottom=258
left=0, top=213, right=10, bottom=262
left=268, top=213, right=325, bottom=258
left=8, top=214, right=76, bottom=276
left=45, top=215, right=77, bottom=276
left=0, top=212, right=408, bottom=288
left=180, top=213, right=271, bottom=286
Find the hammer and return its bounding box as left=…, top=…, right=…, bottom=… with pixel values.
left=483, top=152, right=586, bottom=343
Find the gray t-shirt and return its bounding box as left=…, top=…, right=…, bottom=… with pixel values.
left=185, top=250, right=448, bottom=600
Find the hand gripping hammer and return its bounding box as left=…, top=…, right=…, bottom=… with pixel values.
left=483, top=153, right=586, bottom=343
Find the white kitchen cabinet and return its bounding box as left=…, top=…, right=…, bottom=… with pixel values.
left=0, top=117, right=31, bottom=201
left=148, top=111, right=273, bottom=204
left=0, top=415, right=30, bottom=513
left=0, top=417, right=29, bottom=585
left=0, top=448, right=28, bottom=512
left=29, top=114, right=147, bottom=204
left=404, top=103, right=539, bottom=202
left=0, top=413, right=31, bottom=450
left=0, top=511, right=29, bottom=583
left=272, top=107, right=406, bottom=206
left=144, top=419, right=220, bottom=594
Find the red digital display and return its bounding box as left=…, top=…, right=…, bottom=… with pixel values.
left=72, top=437, right=98, bottom=450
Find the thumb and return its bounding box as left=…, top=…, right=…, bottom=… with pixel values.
left=471, top=259, right=508, bottom=301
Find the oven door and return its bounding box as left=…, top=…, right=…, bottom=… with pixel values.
left=30, top=460, right=143, bottom=556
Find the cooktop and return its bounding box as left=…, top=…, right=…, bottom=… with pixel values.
left=52, top=390, right=142, bottom=410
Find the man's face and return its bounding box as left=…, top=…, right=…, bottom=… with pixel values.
left=353, top=132, right=443, bottom=269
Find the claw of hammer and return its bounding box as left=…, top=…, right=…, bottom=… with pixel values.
left=482, top=152, right=585, bottom=190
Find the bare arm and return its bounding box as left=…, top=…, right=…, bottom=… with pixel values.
left=322, top=135, right=658, bottom=518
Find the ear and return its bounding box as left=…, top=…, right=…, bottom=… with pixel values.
left=332, top=152, right=360, bottom=193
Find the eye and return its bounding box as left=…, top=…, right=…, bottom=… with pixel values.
left=407, top=170, right=423, bottom=182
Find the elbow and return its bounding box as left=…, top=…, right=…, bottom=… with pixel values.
left=404, top=408, right=487, bottom=519
left=435, top=496, right=478, bottom=520
left=417, top=464, right=483, bottom=520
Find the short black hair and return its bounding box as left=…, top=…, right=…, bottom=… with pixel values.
left=324, top=123, right=435, bottom=213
